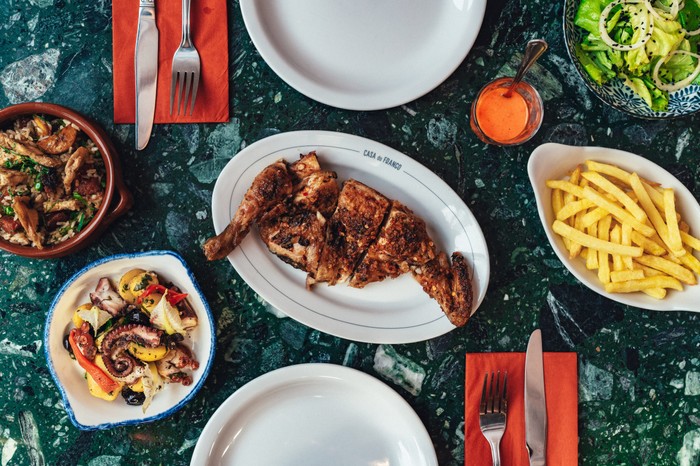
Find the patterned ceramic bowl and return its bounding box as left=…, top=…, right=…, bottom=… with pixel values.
left=563, top=0, right=700, bottom=119
left=45, top=251, right=216, bottom=430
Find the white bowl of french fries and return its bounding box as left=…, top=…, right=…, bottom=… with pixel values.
left=528, top=143, right=700, bottom=312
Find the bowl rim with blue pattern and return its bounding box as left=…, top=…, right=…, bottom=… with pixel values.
left=563, top=0, right=700, bottom=119
left=44, top=250, right=216, bottom=431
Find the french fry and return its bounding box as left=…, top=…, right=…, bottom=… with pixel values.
left=610, top=269, right=645, bottom=282
left=585, top=160, right=633, bottom=184
left=630, top=230, right=666, bottom=255
left=586, top=219, right=599, bottom=270
left=604, top=276, right=683, bottom=293
left=629, top=173, right=671, bottom=244
left=597, top=215, right=613, bottom=283
left=644, top=181, right=666, bottom=212
left=552, top=220, right=645, bottom=256
left=678, top=249, right=700, bottom=275
left=556, top=199, right=595, bottom=221
left=621, top=223, right=634, bottom=270
left=552, top=188, right=572, bottom=250
left=635, top=254, right=697, bottom=285
left=642, top=288, right=667, bottom=299
left=582, top=171, right=647, bottom=221
left=546, top=180, right=585, bottom=198
left=610, top=224, right=624, bottom=272
left=663, top=188, right=685, bottom=257
left=565, top=167, right=582, bottom=228
left=633, top=262, right=666, bottom=277
left=581, top=186, right=655, bottom=237
left=581, top=207, right=610, bottom=229
left=680, top=230, right=700, bottom=251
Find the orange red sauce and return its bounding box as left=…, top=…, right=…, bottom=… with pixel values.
left=475, top=87, right=530, bottom=142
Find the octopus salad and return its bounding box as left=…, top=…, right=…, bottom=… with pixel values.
left=0, top=114, right=105, bottom=249
left=64, top=269, right=199, bottom=411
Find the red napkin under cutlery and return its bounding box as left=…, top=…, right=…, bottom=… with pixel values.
left=465, top=352, right=578, bottom=466
left=112, top=0, right=229, bottom=124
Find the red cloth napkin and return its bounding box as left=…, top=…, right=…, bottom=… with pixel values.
left=112, top=0, right=229, bottom=124
left=465, top=352, right=578, bottom=466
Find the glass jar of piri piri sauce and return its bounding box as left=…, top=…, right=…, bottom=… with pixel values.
left=470, top=77, right=543, bottom=146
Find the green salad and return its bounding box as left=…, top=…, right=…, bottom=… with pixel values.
left=574, top=0, right=700, bottom=111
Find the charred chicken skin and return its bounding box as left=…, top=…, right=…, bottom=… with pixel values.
left=349, top=200, right=437, bottom=288
left=202, top=152, right=474, bottom=327
left=312, top=179, right=391, bottom=286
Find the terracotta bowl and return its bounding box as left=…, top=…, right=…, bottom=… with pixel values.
left=0, top=102, right=132, bottom=258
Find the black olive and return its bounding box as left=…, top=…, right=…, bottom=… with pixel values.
left=125, top=307, right=150, bottom=325
left=63, top=334, right=75, bottom=358
left=164, top=333, right=184, bottom=349
left=121, top=387, right=145, bottom=406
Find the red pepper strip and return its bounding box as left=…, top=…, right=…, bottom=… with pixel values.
left=68, top=329, right=120, bottom=394
left=137, top=284, right=188, bottom=306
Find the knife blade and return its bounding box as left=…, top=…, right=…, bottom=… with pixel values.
left=524, top=329, right=547, bottom=466
left=134, top=0, right=159, bottom=150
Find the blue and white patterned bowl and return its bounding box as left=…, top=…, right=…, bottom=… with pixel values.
left=44, top=251, right=216, bottom=430
left=563, top=0, right=700, bottom=119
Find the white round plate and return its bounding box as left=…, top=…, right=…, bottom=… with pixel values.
left=211, top=130, right=489, bottom=343
left=44, top=251, right=216, bottom=430
left=528, top=143, right=700, bottom=312
left=240, top=0, right=486, bottom=110
left=190, top=363, right=438, bottom=466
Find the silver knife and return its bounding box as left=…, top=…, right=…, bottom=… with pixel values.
left=134, top=0, right=159, bottom=150
left=524, top=329, right=547, bottom=466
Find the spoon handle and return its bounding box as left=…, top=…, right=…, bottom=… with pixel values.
left=507, top=39, right=548, bottom=96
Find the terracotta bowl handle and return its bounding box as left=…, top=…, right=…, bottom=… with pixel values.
left=102, top=175, right=133, bottom=229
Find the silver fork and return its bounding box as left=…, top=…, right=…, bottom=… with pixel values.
left=170, top=0, right=201, bottom=115
left=479, top=371, right=508, bottom=466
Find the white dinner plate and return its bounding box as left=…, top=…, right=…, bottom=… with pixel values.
left=240, top=0, right=486, bottom=110
left=211, top=130, right=489, bottom=343
left=528, top=143, right=700, bottom=313
left=190, top=363, right=438, bottom=466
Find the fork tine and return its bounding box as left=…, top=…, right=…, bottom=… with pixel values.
left=189, top=71, right=199, bottom=115
left=170, top=71, right=178, bottom=115
left=501, top=372, right=508, bottom=413
left=495, top=371, right=501, bottom=413
left=175, top=72, right=184, bottom=116
left=181, top=72, right=192, bottom=116
left=480, top=373, right=488, bottom=414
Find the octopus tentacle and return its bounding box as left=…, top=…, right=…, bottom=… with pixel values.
left=100, top=324, right=163, bottom=383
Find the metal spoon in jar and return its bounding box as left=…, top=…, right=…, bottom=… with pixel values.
left=504, top=39, right=548, bottom=98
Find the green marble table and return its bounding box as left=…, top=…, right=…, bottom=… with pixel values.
left=1, top=1, right=699, bottom=465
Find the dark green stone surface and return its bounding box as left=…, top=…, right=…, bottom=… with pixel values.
left=1, top=1, right=699, bottom=465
